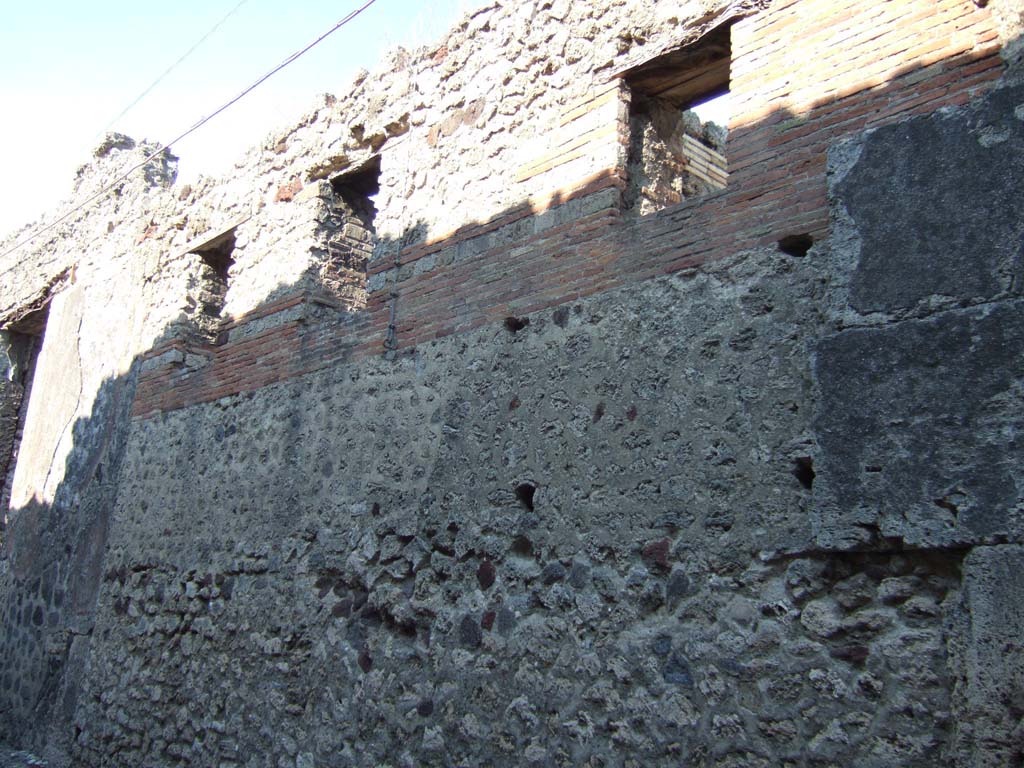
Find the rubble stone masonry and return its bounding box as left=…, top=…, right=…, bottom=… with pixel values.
left=0, top=0, right=1023, bottom=766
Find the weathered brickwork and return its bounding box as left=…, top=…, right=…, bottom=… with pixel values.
left=0, top=0, right=1023, bottom=766
left=117, top=0, right=1008, bottom=418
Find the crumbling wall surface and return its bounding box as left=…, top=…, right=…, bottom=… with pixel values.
left=260, top=0, right=758, bottom=260
left=625, top=97, right=727, bottom=214
left=186, top=0, right=768, bottom=324
left=0, top=0, right=1021, bottom=766
left=0, top=136, right=176, bottom=326
left=65, top=248, right=964, bottom=767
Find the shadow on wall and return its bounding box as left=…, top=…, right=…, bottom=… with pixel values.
left=126, top=19, right=1013, bottom=368
left=0, top=33, right=1019, bottom=767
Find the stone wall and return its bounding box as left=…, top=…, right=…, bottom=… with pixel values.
left=624, top=98, right=728, bottom=214
left=0, top=0, right=1022, bottom=765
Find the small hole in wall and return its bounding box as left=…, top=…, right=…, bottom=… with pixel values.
left=792, top=457, right=815, bottom=490
left=511, top=535, right=534, bottom=556
left=778, top=233, right=814, bottom=257
left=358, top=649, right=373, bottom=673
left=515, top=482, right=536, bottom=511
left=504, top=316, right=530, bottom=334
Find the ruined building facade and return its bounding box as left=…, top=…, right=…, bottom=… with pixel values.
left=1, top=0, right=1023, bottom=765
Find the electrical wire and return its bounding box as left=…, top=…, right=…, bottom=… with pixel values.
left=0, top=0, right=378, bottom=263
left=96, top=0, right=253, bottom=141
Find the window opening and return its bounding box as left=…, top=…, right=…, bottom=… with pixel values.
left=690, top=91, right=732, bottom=128
left=623, top=21, right=733, bottom=215
left=188, top=228, right=236, bottom=342
left=1, top=303, right=50, bottom=521
left=323, top=156, right=380, bottom=310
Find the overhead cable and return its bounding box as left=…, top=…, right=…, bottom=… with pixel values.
left=97, top=0, right=254, bottom=140
left=0, top=0, right=378, bottom=262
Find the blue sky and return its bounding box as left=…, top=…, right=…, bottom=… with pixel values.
left=0, top=0, right=472, bottom=238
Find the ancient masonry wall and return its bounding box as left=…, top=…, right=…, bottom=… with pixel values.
left=0, top=0, right=1022, bottom=766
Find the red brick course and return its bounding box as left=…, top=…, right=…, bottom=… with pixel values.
left=131, top=0, right=1005, bottom=419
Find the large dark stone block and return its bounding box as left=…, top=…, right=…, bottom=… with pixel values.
left=813, top=302, right=1024, bottom=549
left=835, top=83, right=1024, bottom=314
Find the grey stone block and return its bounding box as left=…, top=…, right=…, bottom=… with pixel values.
left=813, top=301, right=1024, bottom=549
left=832, top=83, right=1024, bottom=316
left=950, top=546, right=1024, bottom=767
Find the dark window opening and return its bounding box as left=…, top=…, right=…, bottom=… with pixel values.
left=197, top=230, right=235, bottom=283
left=623, top=21, right=733, bottom=215
left=322, top=156, right=380, bottom=309
left=189, top=228, right=236, bottom=343
left=1, top=303, right=51, bottom=519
